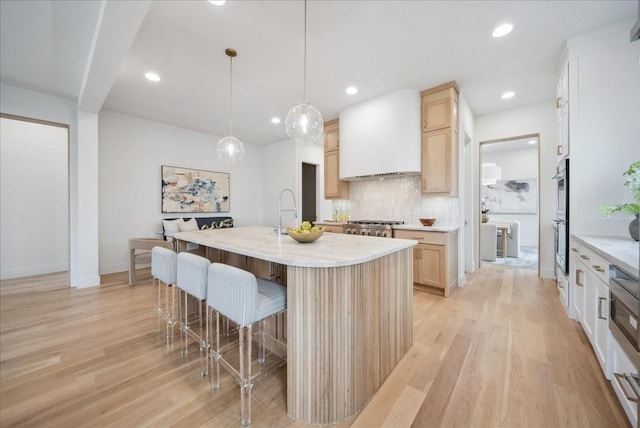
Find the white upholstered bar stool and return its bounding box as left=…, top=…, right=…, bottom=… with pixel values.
left=206, top=263, right=287, bottom=426
left=151, top=246, right=177, bottom=348
left=176, top=252, right=211, bottom=376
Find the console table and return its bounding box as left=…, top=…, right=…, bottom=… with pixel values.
left=128, top=238, right=173, bottom=286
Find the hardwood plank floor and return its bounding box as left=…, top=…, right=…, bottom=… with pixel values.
left=0, top=265, right=629, bottom=427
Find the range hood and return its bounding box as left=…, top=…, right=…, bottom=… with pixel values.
left=339, top=89, right=421, bottom=181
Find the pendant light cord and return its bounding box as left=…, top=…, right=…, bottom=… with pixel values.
left=229, top=54, right=233, bottom=135
left=303, top=0, right=307, bottom=103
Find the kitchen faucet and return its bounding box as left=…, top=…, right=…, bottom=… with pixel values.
left=277, top=188, right=297, bottom=235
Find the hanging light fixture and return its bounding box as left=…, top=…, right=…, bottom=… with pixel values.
left=285, top=0, right=323, bottom=145
left=217, top=48, right=245, bottom=164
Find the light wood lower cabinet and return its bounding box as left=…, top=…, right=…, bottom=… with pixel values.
left=393, top=229, right=458, bottom=297
left=315, top=223, right=344, bottom=233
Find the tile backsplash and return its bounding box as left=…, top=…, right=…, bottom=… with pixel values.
left=332, top=176, right=459, bottom=226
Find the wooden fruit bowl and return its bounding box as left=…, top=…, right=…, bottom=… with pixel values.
left=419, top=218, right=436, bottom=227
left=286, top=227, right=324, bottom=243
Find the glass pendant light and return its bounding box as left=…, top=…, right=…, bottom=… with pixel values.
left=285, top=0, right=323, bottom=145
left=217, top=48, right=245, bottom=164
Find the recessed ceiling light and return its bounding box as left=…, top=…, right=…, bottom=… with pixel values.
left=492, top=23, right=513, bottom=38
left=528, top=140, right=537, bottom=145
left=145, top=72, right=160, bottom=82
left=208, top=0, right=226, bottom=5
left=346, top=86, right=358, bottom=95
left=271, top=117, right=281, bottom=124
left=501, top=91, right=515, bottom=99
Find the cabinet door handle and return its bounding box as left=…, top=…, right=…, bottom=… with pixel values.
left=576, top=269, right=584, bottom=287
left=570, top=247, right=579, bottom=252
left=558, top=281, right=564, bottom=289
left=580, top=254, right=589, bottom=260
left=422, top=179, right=427, bottom=188
left=557, top=145, right=562, bottom=155
left=614, top=372, right=640, bottom=403
left=422, top=120, right=426, bottom=129
left=598, top=297, right=607, bottom=320
left=593, top=265, right=605, bottom=273
left=556, top=97, right=562, bottom=108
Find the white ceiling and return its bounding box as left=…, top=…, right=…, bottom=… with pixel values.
left=1, top=0, right=637, bottom=146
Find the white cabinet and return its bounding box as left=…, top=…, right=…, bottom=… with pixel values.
left=557, top=272, right=569, bottom=314
left=570, top=244, right=584, bottom=322
left=611, top=334, right=639, bottom=428
left=572, top=240, right=611, bottom=376
left=556, top=61, right=569, bottom=162
left=595, top=277, right=610, bottom=374
left=582, top=262, right=596, bottom=343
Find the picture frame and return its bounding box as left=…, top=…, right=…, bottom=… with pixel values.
left=482, top=178, right=537, bottom=214
left=161, top=165, right=230, bottom=213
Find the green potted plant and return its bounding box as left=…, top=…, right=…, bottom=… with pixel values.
left=600, top=160, right=640, bottom=241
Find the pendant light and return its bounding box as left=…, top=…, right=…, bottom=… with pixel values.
left=217, top=48, right=245, bottom=164
left=285, top=0, right=323, bottom=145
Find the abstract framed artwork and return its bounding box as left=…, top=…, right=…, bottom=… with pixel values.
left=482, top=178, right=537, bottom=214
left=161, top=165, right=230, bottom=213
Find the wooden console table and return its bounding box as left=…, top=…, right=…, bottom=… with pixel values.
left=128, top=238, right=173, bottom=286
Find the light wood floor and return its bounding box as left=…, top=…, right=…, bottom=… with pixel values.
left=1, top=265, right=629, bottom=427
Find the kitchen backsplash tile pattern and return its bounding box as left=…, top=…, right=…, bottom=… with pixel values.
left=333, top=176, right=459, bottom=226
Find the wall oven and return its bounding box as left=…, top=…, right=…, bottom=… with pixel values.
left=552, top=159, right=569, bottom=275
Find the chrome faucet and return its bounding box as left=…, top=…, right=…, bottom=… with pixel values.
left=277, top=188, right=297, bottom=235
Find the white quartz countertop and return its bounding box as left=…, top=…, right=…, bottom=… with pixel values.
left=174, top=226, right=417, bottom=268
left=573, top=234, right=639, bottom=277
left=393, top=224, right=459, bottom=233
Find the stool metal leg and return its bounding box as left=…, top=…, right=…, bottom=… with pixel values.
left=199, top=299, right=207, bottom=376
left=167, top=284, right=175, bottom=349
left=240, top=325, right=253, bottom=426
left=181, top=290, right=188, bottom=355
left=258, top=319, right=266, bottom=364
left=212, top=311, right=221, bottom=391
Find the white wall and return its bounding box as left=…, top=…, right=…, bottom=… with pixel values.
left=0, top=83, right=100, bottom=287
left=475, top=100, right=557, bottom=279
left=482, top=146, right=539, bottom=247
left=0, top=117, right=69, bottom=279
left=567, top=22, right=640, bottom=237
left=98, top=110, right=264, bottom=274
left=261, top=139, right=297, bottom=230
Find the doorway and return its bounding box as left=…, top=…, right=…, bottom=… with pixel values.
left=0, top=114, right=69, bottom=279
left=301, top=162, right=317, bottom=223
left=479, top=135, right=540, bottom=272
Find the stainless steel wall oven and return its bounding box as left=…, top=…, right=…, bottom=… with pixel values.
left=553, top=159, right=570, bottom=275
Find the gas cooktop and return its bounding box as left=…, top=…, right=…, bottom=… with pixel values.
left=347, top=220, right=405, bottom=226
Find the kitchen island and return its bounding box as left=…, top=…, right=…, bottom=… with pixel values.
left=174, top=227, right=416, bottom=425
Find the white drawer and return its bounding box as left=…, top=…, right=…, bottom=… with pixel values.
left=576, top=244, right=609, bottom=284
left=611, top=335, right=639, bottom=428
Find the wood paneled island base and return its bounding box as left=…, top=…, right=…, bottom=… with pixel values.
left=287, top=249, right=413, bottom=424
left=173, top=227, right=415, bottom=425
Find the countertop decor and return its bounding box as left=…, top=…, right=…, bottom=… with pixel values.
left=287, top=227, right=324, bottom=243
left=600, top=160, right=640, bottom=241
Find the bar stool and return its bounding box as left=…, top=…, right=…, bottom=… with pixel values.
left=151, top=246, right=177, bottom=348
left=206, top=263, right=287, bottom=426
left=176, top=252, right=211, bottom=376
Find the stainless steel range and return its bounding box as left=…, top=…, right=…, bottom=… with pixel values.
left=344, top=220, right=404, bottom=237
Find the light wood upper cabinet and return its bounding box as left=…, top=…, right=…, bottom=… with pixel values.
left=324, top=119, right=349, bottom=200
left=420, top=82, right=458, bottom=196
left=324, top=121, right=340, bottom=151
left=556, top=61, right=569, bottom=162
left=421, top=127, right=457, bottom=195
left=422, top=97, right=452, bottom=132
